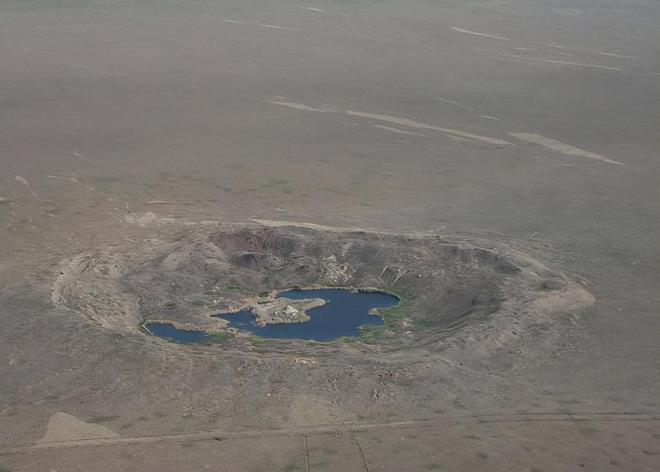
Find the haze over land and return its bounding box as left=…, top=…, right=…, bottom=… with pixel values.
left=0, top=0, right=658, bottom=470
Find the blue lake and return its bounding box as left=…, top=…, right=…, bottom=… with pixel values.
left=145, top=288, right=399, bottom=343
left=215, top=288, right=398, bottom=341
left=145, top=323, right=210, bottom=344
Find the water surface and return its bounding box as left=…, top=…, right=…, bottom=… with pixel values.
left=215, top=288, right=398, bottom=341
left=145, top=323, right=209, bottom=344
left=145, top=288, right=399, bottom=343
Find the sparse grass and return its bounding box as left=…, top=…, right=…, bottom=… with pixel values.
left=170, top=424, right=190, bottom=434
left=265, top=178, right=288, bottom=187
left=87, top=415, right=118, bottom=424
left=353, top=287, right=411, bottom=343
left=426, top=463, right=442, bottom=471
left=374, top=288, right=416, bottom=332
left=263, top=177, right=294, bottom=195
left=413, top=318, right=433, bottom=329
left=209, top=331, right=233, bottom=342
left=281, top=462, right=301, bottom=472
left=358, top=325, right=385, bottom=343
left=224, top=284, right=243, bottom=292
left=249, top=335, right=271, bottom=345
left=577, top=425, right=599, bottom=437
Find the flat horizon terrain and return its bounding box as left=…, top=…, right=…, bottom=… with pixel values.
left=1, top=0, right=658, bottom=470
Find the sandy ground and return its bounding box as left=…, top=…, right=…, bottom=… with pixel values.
left=0, top=0, right=658, bottom=470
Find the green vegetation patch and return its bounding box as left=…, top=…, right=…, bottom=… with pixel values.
left=209, top=331, right=234, bottom=342
left=249, top=335, right=272, bottom=345
left=223, top=284, right=245, bottom=293
left=87, top=415, right=119, bottom=424
left=378, top=289, right=411, bottom=330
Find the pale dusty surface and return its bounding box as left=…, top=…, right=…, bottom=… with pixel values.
left=38, top=413, right=119, bottom=444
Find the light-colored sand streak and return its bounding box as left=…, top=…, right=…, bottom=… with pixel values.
left=299, top=6, right=326, bottom=13
left=346, top=110, right=512, bottom=146
left=592, top=51, right=636, bottom=59
left=433, top=96, right=474, bottom=111
left=257, top=23, right=297, bottom=31
left=267, top=99, right=626, bottom=166
left=372, top=124, right=426, bottom=136
left=15, top=175, right=40, bottom=200
left=268, top=100, right=511, bottom=145
left=510, top=133, right=625, bottom=165
left=545, top=43, right=636, bottom=60
left=502, top=54, right=626, bottom=72
left=267, top=100, right=335, bottom=113
left=450, top=26, right=509, bottom=41
left=267, top=100, right=627, bottom=165
left=223, top=19, right=297, bottom=31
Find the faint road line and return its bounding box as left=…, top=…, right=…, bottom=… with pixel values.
left=1, top=412, right=658, bottom=455
left=353, top=437, right=370, bottom=472
left=304, top=434, right=310, bottom=472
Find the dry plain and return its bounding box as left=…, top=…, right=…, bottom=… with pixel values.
left=0, top=0, right=659, bottom=470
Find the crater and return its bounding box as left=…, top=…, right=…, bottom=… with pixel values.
left=52, top=223, right=594, bottom=354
